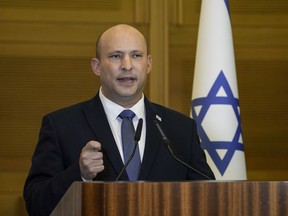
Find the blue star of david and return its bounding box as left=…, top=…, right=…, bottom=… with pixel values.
left=191, top=71, right=244, bottom=175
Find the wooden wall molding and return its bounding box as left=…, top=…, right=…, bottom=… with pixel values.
left=134, top=0, right=150, bottom=24
left=169, top=0, right=183, bottom=25
left=149, top=0, right=169, bottom=106
left=0, top=0, right=121, bottom=10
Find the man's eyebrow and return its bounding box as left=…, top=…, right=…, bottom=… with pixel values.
left=108, top=50, right=123, bottom=54
left=132, top=50, right=144, bottom=53
left=107, top=50, right=143, bottom=54
left=106, top=51, right=123, bottom=56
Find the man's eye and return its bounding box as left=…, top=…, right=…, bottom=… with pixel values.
left=132, top=54, right=142, bottom=58
left=110, top=54, right=121, bottom=59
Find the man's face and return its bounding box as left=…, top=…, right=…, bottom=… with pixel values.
left=91, top=25, right=152, bottom=107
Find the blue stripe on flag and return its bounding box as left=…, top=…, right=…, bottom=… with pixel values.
left=224, top=0, right=230, bottom=15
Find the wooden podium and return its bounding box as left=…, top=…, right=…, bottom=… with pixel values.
left=50, top=181, right=288, bottom=216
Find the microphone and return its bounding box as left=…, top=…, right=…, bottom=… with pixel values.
left=153, top=119, right=213, bottom=180
left=134, top=118, right=143, bottom=143
left=115, top=118, right=143, bottom=181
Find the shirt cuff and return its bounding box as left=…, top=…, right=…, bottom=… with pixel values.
left=81, top=176, right=93, bottom=182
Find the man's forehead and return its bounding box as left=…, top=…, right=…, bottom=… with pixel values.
left=96, top=24, right=148, bottom=57
left=101, top=36, right=147, bottom=54
left=103, top=32, right=145, bottom=44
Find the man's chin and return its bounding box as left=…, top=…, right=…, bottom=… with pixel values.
left=117, top=87, right=137, bottom=97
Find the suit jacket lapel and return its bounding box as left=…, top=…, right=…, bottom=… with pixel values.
left=138, top=98, right=163, bottom=180
left=81, top=93, right=128, bottom=180
left=81, top=94, right=163, bottom=181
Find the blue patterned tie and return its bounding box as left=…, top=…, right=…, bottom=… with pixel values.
left=119, top=110, right=141, bottom=181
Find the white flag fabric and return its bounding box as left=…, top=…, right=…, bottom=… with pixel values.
left=191, top=0, right=247, bottom=180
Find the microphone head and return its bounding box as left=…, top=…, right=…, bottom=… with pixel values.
left=134, top=118, right=143, bottom=142
left=153, top=119, right=170, bottom=146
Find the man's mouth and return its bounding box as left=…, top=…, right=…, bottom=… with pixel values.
left=117, top=77, right=136, bottom=82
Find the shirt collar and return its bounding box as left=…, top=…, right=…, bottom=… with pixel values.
left=99, top=88, right=145, bottom=121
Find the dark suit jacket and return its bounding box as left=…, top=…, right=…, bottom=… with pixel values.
left=23, top=93, right=214, bottom=216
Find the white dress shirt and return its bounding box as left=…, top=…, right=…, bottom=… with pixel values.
left=99, top=89, right=146, bottom=162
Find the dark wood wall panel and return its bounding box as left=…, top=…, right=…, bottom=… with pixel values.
left=0, top=1, right=139, bottom=215
left=0, top=57, right=99, bottom=158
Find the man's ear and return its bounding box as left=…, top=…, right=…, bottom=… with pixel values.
left=147, top=55, right=152, bottom=74
left=91, top=58, right=101, bottom=76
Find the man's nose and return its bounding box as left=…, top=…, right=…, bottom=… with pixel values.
left=121, top=56, right=133, bottom=71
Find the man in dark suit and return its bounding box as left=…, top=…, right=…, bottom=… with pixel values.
left=23, top=24, right=215, bottom=216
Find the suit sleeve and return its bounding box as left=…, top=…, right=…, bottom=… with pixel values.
left=23, top=115, right=83, bottom=216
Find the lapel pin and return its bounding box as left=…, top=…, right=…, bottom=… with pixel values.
left=156, top=115, right=162, bottom=122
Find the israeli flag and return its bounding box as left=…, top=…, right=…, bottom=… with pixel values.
left=191, top=0, right=247, bottom=180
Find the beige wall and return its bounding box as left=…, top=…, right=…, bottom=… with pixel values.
left=0, top=0, right=288, bottom=215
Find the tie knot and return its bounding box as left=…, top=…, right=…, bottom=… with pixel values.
left=119, top=109, right=135, bottom=120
